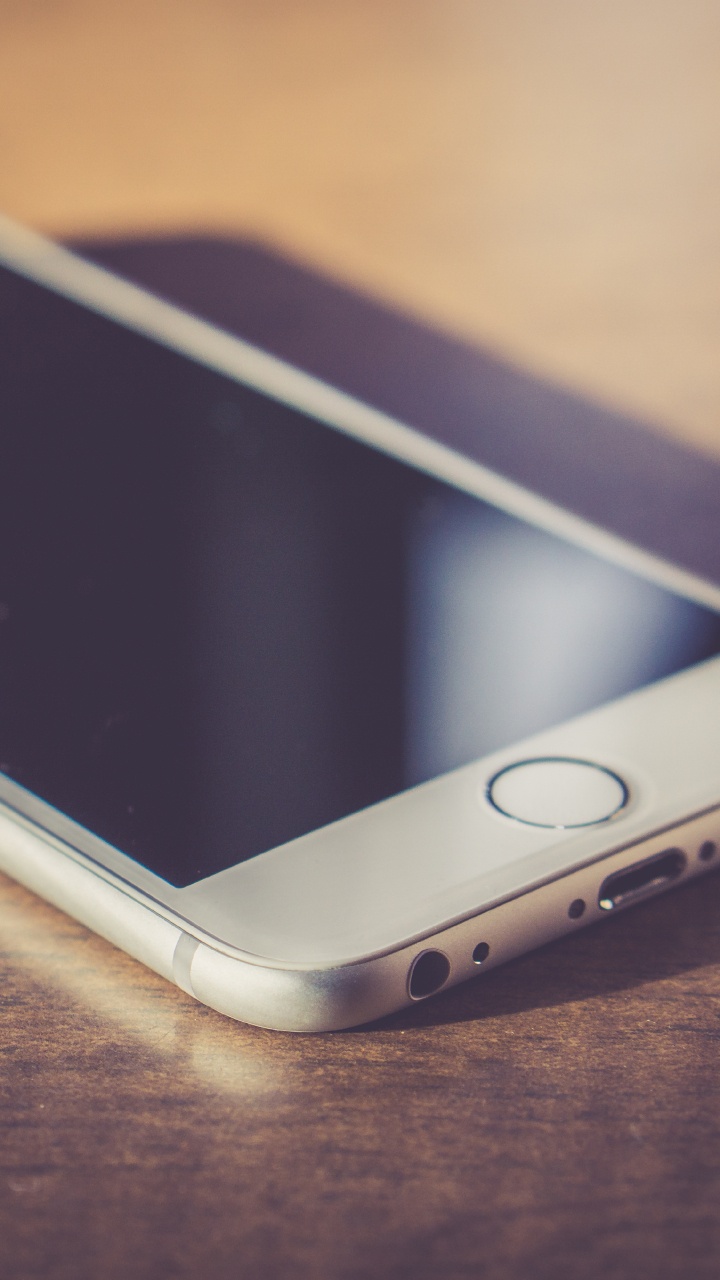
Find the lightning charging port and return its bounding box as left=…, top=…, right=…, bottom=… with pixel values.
left=599, top=847, right=686, bottom=911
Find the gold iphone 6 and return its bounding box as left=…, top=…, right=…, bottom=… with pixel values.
left=1, top=218, right=719, bottom=1031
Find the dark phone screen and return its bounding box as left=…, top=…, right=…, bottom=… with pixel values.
left=1, top=265, right=720, bottom=886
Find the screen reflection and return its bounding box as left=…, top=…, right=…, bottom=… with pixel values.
left=2, top=265, right=720, bottom=885
left=405, top=495, right=716, bottom=784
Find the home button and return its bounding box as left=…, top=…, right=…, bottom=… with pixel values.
left=488, top=757, right=628, bottom=829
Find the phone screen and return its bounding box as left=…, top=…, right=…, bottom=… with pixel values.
left=2, top=265, right=720, bottom=885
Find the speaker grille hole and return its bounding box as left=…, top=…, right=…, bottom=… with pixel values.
left=408, top=950, right=451, bottom=999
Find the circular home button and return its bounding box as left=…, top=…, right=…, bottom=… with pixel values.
left=488, top=757, right=628, bottom=829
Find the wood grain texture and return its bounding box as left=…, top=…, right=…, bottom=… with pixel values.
left=2, top=5, right=720, bottom=1277
left=2, top=866, right=720, bottom=1280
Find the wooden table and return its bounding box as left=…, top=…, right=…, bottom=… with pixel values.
left=1, top=5, right=720, bottom=1278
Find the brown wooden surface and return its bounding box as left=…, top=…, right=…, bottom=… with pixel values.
left=2, top=5, right=720, bottom=1278
left=3, top=868, right=720, bottom=1280
left=1, top=0, right=720, bottom=458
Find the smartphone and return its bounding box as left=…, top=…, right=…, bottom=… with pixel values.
left=1, top=217, right=719, bottom=1032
